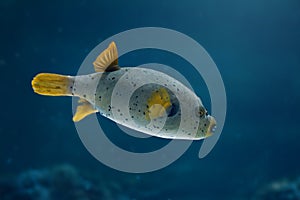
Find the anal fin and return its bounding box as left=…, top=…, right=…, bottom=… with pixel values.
left=73, top=99, right=98, bottom=122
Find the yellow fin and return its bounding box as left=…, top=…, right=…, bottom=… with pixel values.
left=146, top=88, right=172, bottom=120
left=93, top=41, right=120, bottom=72
left=31, top=73, right=72, bottom=96
left=73, top=99, right=98, bottom=122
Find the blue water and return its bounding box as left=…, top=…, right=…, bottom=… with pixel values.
left=1, top=0, right=300, bottom=199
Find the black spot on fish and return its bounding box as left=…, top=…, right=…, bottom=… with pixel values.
left=168, top=103, right=179, bottom=117
left=112, top=77, right=115, bottom=80
left=83, top=94, right=86, bottom=98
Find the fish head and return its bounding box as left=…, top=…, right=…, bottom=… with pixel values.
left=195, top=106, right=217, bottom=139
left=205, top=115, right=217, bottom=137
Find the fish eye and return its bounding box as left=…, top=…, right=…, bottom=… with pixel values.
left=198, top=107, right=206, bottom=118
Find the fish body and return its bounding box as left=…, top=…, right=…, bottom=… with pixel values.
left=32, top=42, right=216, bottom=140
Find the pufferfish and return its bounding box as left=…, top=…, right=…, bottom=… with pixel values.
left=31, top=42, right=216, bottom=140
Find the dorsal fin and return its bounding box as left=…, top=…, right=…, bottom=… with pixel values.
left=93, top=42, right=120, bottom=72
left=73, top=98, right=98, bottom=122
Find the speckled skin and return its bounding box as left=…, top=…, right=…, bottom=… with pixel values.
left=72, top=67, right=214, bottom=140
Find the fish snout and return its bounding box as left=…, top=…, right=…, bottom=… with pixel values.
left=205, top=116, right=217, bottom=137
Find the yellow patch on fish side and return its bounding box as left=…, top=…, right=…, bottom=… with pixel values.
left=146, top=88, right=172, bottom=120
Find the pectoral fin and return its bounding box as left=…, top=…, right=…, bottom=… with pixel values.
left=146, top=88, right=172, bottom=120
left=93, top=42, right=120, bottom=72
left=73, top=99, right=98, bottom=122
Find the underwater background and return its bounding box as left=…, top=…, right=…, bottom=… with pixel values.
left=1, top=0, right=300, bottom=199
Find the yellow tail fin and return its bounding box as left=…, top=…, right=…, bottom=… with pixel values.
left=31, top=73, right=73, bottom=96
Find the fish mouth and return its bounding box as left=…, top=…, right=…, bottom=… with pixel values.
left=205, top=116, right=217, bottom=137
